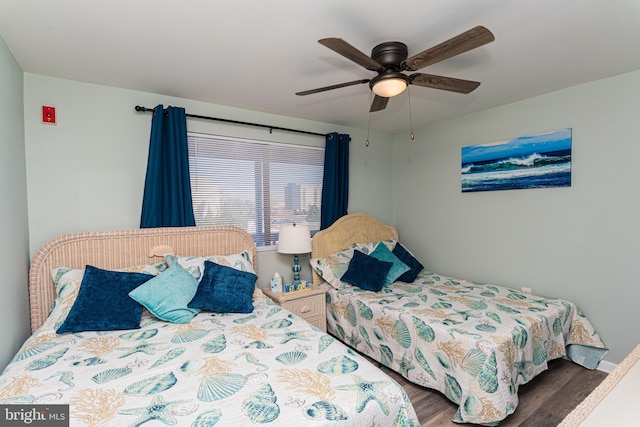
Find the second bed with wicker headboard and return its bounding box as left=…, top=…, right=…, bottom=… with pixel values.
left=310, top=213, right=608, bottom=425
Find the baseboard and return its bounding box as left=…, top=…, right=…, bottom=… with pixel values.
left=597, top=359, right=617, bottom=374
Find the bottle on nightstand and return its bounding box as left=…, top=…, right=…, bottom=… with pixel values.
left=270, top=272, right=283, bottom=293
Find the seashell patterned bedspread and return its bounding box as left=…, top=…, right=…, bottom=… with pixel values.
left=0, top=294, right=419, bottom=426
left=325, top=270, right=607, bottom=425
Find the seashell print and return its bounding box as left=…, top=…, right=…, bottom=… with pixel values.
left=463, top=300, right=488, bottom=310
left=172, top=328, right=208, bottom=343
left=435, top=351, right=452, bottom=370
left=431, top=302, right=452, bottom=309
left=266, top=307, right=282, bottom=318
left=345, top=303, right=357, bottom=327
left=412, top=316, right=435, bottom=342
left=480, top=291, right=496, bottom=298
left=444, top=374, right=462, bottom=404
left=527, top=307, right=546, bottom=312
left=120, top=329, right=158, bottom=341
left=69, top=357, right=106, bottom=367
left=197, top=373, right=245, bottom=402
left=241, top=383, right=280, bottom=423
left=304, top=401, right=348, bottom=421
left=261, top=319, right=292, bottom=329
left=461, top=349, right=487, bottom=377
left=403, top=302, right=420, bottom=308
left=496, top=303, right=520, bottom=314
left=552, top=317, right=562, bottom=336
left=124, top=371, right=177, bottom=396
left=329, top=306, right=339, bottom=321
left=511, top=326, right=528, bottom=349
left=180, top=359, right=205, bottom=376
left=507, top=291, right=527, bottom=301
left=359, top=326, right=373, bottom=350
left=91, top=367, right=133, bottom=384
left=334, top=325, right=345, bottom=342
left=391, top=320, right=411, bottom=349
left=372, top=327, right=385, bottom=341
left=418, top=294, right=429, bottom=303
left=244, top=341, right=273, bottom=349
left=356, top=300, right=373, bottom=320
left=478, top=351, right=498, bottom=393
left=429, top=289, right=447, bottom=296
left=317, top=355, right=358, bottom=374
left=532, top=336, right=547, bottom=366
left=461, top=394, right=480, bottom=417
left=475, top=323, right=496, bottom=333
left=414, top=347, right=436, bottom=380
left=234, top=314, right=258, bottom=324
left=275, top=351, right=308, bottom=365
left=13, top=342, right=56, bottom=362
left=487, top=286, right=500, bottom=293
left=150, top=347, right=186, bottom=368
left=26, top=348, right=68, bottom=371
left=380, top=345, right=394, bottom=368
left=201, top=335, right=226, bottom=354
left=486, top=312, right=502, bottom=324
left=318, top=335, right=334, bottom=353
left=192, top=409, right=222, bottom=427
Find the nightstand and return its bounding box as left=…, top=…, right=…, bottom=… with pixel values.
left=262, top=286, right=327, bottom=332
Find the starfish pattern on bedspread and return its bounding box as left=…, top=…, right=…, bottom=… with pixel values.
left=118, top=395, right=192, bottom=426
left=336, top=374, right=390, bottom=415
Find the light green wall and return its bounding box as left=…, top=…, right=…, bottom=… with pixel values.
left=23, top=74, right=394, bottom=288
left=393, top=70, right=640, bottom=364
left=0, top=37, right=30, bottom=369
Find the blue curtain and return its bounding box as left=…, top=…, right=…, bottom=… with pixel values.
left=140, top=104, right=196, bottom=228
left=320, top=132, right=350, bottom=229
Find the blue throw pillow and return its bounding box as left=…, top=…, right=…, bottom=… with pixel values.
left=392, top=242, right=425, bottom=283
left=188, top=261, right=258, bottom=313
left=129, top=256, right=200, bottom=323
left=56, top=265, right=153, bottom=334
left=340, top=250, right=393, bottom=292
left=369, top=243, right=410, bottom=286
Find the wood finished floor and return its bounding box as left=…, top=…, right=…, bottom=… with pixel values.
left=380, top=358, right=607, bottom=426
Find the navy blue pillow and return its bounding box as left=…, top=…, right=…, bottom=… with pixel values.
left=392, top=243, right=424, bottom=283
left=341, top=250, right=393, bottom=292
left=57, top=265, right=153, bottom=334
left=188, top=261, right=258, bottom=313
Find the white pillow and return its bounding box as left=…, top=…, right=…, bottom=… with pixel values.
left=174, top=250, right=255, bottom=281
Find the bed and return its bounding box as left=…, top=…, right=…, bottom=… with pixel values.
left=559, top=342, right=640, bottom=427
left=0, top=225, right=419, bottom=426
left=310, top=213, right=608, bottom=425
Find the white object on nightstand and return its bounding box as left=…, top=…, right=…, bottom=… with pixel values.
left=270, top=272, right=283, bottom=293
left=262, top=286, right=327, bottom=332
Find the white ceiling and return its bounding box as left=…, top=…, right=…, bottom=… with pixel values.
left=1, top=0, right=639, bottom=134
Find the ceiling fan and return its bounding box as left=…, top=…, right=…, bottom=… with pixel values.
left=296, top=26, right=495, bottom=112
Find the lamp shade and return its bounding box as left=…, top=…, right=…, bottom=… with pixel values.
left=277, top=224, right=312, bottom=254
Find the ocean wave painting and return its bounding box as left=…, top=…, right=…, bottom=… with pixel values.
left=461, top=128, right=572, bottom=192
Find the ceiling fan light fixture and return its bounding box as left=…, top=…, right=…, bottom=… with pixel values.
left=370, top=73, right=408, bottom=97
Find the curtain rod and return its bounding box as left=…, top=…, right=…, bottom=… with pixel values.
left=134, top=106, right=327, bottom=137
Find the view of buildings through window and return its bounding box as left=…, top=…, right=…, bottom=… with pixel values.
left=188, top=133, right=324, bottom=247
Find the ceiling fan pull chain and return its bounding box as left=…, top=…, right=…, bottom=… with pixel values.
left=365, top=95, right=372, bottom=147
left=408, top=86, right=415, bottom=140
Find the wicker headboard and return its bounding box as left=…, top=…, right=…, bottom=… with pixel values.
left=28, top=226, right=257, bottom=333
left=311, top=213, right=399, bottom=285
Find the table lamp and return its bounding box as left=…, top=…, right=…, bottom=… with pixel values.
left=276, top=224, right=312, bottom=288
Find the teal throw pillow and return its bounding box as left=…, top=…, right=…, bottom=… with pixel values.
left=56, top=265, right=153, bottom=334
left=370, top=243, right=410, bottom=286
left=341, top=250, right=392, bottom=292
left=188, top=261, right=258, bottom=313
left=392, top=243, right=424, bottom=282
left=129, top=256, right=200, bottom=323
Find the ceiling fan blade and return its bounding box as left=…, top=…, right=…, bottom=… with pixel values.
left=410, top=73, right=481, bottom=94
left=370, top=95, right=389, bottom=112
left=296, top=79, right=370, bottom=96
left=319, top=38, right=384, bottom=72
left=402, top=26, right=495, bottom=71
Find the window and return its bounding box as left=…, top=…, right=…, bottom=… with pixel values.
left=188, top=133, right=324, bottom=247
